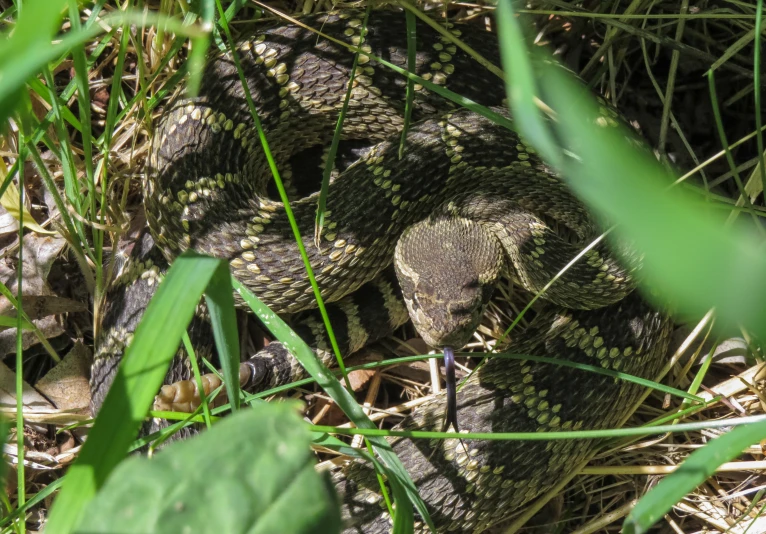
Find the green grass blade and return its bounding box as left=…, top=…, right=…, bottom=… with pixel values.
left=233, top=278, right=431, bottom=531
left=706, top=70, right=762, bottom=225
left=0, top=8, right=206, bottom=128
left=398, top=0, right=503, bottom=78
left=202, top=263, right=241, bottom=411
left=151, top=350, right=704, bottom=429
left=66, top=1, right=97, bottom=246
left=47, top=252, right=230, bottom=533
left=2, top=25, right=113, bottom=200
left=755, top=0, right=766, bottom=196
left=213, top=0, right=352, bottom=394
left=485, top=353, right=704, bottom=402
left=0, top=281, right=63, bottom=359
left=0, top=418, right=8, bottom=487
left=185, top=0, right=214, bottom=97
left=310, top=433, right=404, bottom=532
left=0, top=315, right=33, bottom=329
left=0, top=469, right=60, bottom=531
left=26, top=77, right=82, bottom=131
left=623, top=419, right=766, bottom=533
left=24, top=134, right=94, bottom=293
left=39, top=66, right=89, bottom=259
left=496, top=0, right=562, bottom=169
left=15, top=99, right=32, bottom=531
left=102, top=5, right=131, bottom=182
left=312, top=414, right=766, bottom=442
left=255, top=5, right=515, bottom=134
left=0, top=0, right=67, bottom=123
left=315, top=7, right=371, bottom=247
left=181, top=332, right=214, bottom=429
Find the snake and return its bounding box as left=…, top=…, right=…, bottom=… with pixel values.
left=91, top=9, right=674, bottom=533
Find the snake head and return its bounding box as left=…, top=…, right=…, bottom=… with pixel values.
left=394, top=217, right=504, bottom=349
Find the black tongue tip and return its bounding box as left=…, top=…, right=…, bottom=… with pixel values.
left=441, top=346, right=460, bottom=433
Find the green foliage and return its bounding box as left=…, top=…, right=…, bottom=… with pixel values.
left=0, top=0, right=67, bottom=126
left=624, top=419, right=766, bottom=533
left=496, top=0, right=766, bottom=531
left=48, top=252, right=241, bottom=532
left=2, top=0, right=764, bottom=532
left=74, top=404, right=341, bottom=534
left=234, top=279, right=427, bottom=532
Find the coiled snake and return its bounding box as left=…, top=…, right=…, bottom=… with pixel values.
left=92, top=9, right=673, bottom=533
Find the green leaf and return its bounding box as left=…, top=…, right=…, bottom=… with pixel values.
left=47, top=252, right=235, bottom=533
left=0, top=0, right=67, bottom=124
left=623, top=419, right=766, bottom=533
left=75, top=404, right=341, bottom=534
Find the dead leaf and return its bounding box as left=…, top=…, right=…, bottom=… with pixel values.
left=36, top=342, right=92, bottom=412
left=0, top=234, right=66, bottom=296
left=0, top=295, right=86, bottom=322
left=0, top=235, right=68, bottom=355
left=0, top=360, right=55, bottom=413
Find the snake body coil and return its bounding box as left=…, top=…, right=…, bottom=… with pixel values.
left=93, top=10, right=673, bottom=533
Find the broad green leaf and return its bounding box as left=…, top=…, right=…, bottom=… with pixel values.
left=47, top=252, right=237, bottom=533
left=75, top=404, right=341, bottom=534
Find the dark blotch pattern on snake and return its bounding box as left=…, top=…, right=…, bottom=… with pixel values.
left=92, top=10, right=673, bottom=533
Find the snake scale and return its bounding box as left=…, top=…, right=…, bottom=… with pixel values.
left=91, top=9, right=674, bottom=533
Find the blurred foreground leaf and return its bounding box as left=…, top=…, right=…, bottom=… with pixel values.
left=497, top=0, right=766, bottom=338
left=48, top=252, right=240, bottom=532
left=75, top=404, right=341, bottom=534
left=497, top=2, right=766, bottom=532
